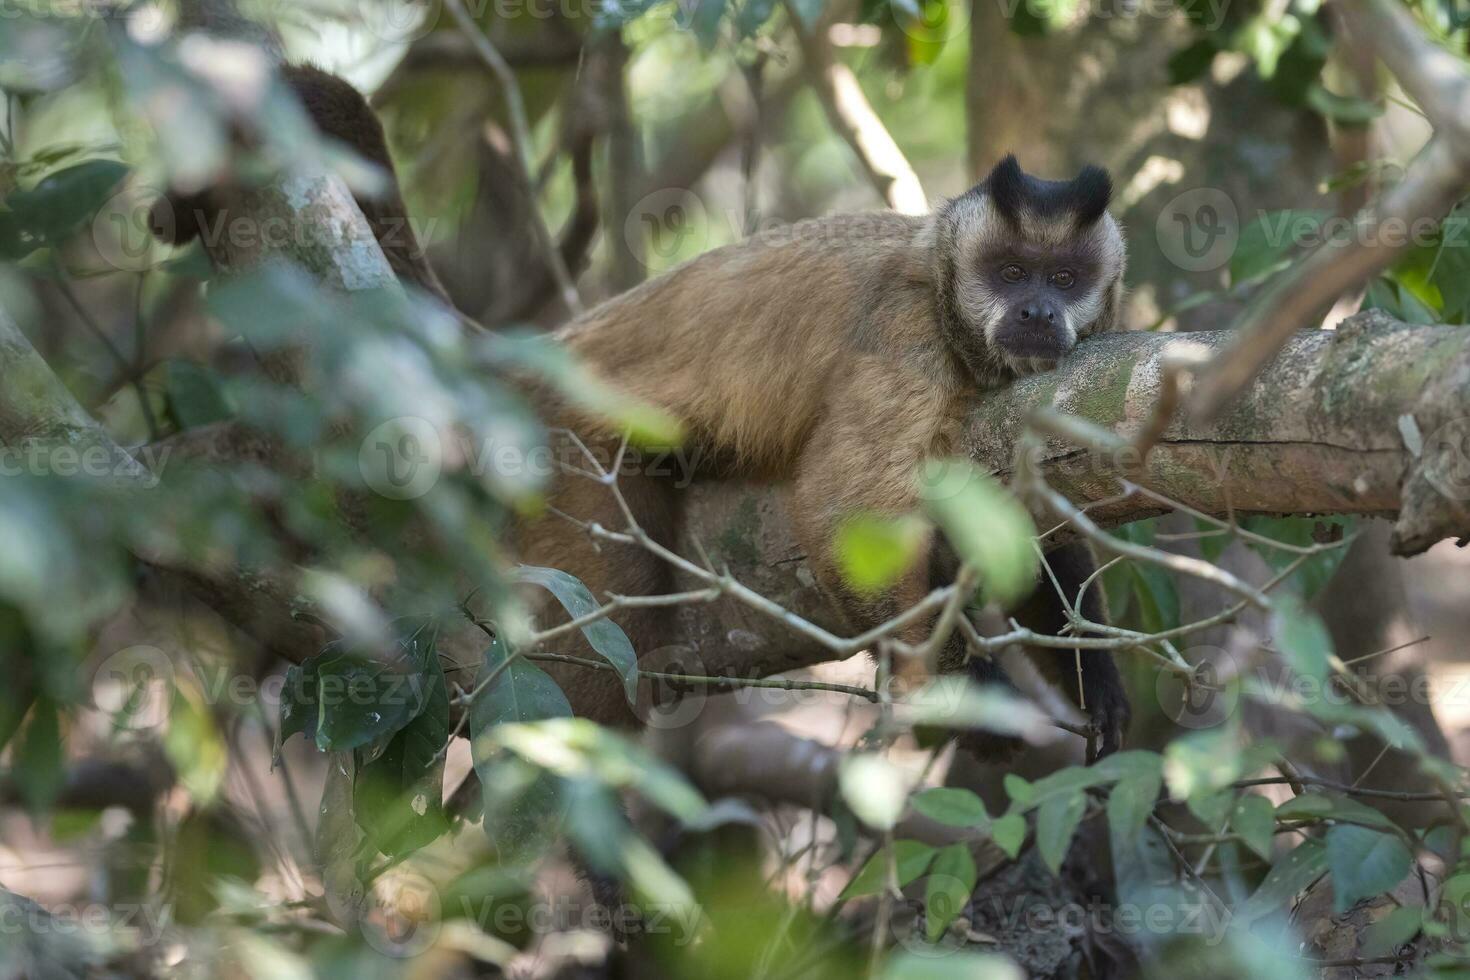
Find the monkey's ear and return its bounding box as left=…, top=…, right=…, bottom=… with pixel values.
left=984, top=153, right=1026, bottom=225
left=1069, top=164, right=1113, bottom=227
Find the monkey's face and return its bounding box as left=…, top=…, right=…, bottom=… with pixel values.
left=938, top=156, right=1127, bottom=381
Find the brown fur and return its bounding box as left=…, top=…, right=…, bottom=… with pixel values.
left=156, top=67, right=1131, bottom=757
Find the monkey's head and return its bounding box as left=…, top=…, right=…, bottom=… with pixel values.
left=936, top=155, right=1126, bottom=381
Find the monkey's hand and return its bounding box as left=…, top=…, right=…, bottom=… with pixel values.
left=1081, top=657, right=1131, bottom=763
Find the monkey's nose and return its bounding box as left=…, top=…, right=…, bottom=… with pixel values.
left=1018, top=303, right=1059, bottom=324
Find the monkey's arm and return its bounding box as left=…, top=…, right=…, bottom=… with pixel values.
left=1012, top=542, right=1131, bottom=760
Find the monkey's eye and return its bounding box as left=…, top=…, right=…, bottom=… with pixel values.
left=1050, top=269, right=1076, bottom=289
left=1000, top=264, right=1026, bottom=283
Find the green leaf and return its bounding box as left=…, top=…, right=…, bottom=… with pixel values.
left=1326, top=825, right=1412, bottom=913
left=164, top=688, right=226, bottom=804
left=1232, top=794, right=1275, bottom=860
left=471, top=636, right=574, bottom=729
left=515, top=565, right=639, bottom=706
left=14, top=699, right=63, bottom=813
left=1168, top=38, right=1219, bottom=85
left=1003, top=774, right=1034, bottom=808
left=1240, top=515, right=1354, bottom=599
left=990, top=813, right=1027, bottom=859
left=842, top=840, right=938, bottom=899
left=1306, top=85, right=1382, bottom=125
left=490, top=718, right=706, bottom=823
left=1230, top=209, right=1329, bottom=286
left=1035, top=790, right=1087, bottom=874
left=1100, top=751, right=1163, bottom=841
left=166, top=361, right=234, bottom=429
left=1236, top=838, right=1328, bottom=924
left=681, top=0, right=726, bottom=49
left=840, top=754, right=909, bottom=831
left=276, top=624, right=434, bottom=756
left=789, top=0, right=826, bottom=25
left=1362, top=905, right=1422, bottom=957
left=1274, top=792, right=1400, bottom=832
left=3, top=159, right=129, bottom=254
left=925, top=842, right=978, bottom=941
left=883, top=952, right=1022, bottom=980
left=911, top=787, right=989, bottom=828
left=735, top=0, right=778, bottom=35
left=836, top=515, right=925, bottom=596
left=353, top=653, right=451, bottom=856
left=1264, top=599, right=1334, bottom=681
left=920, top=460, right=1038, bottom=609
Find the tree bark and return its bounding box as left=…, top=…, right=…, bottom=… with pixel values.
left=650, top=313, right=1470, bottom=681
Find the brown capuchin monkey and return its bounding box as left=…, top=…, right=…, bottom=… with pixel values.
left=154, top=65, right=1131, bottom=762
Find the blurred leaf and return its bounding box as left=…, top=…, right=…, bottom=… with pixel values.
left=515, top=566, right=639, bottom=705
left=1098, top=751, right=1163, bottom=841
left=164, top=687, right=227, bottom=804
left=1270, top=597, right=1333, bottom=681
left=166, top=361, right=234, bottom=429
left=884, top=952, right=1022, bottom=980
left=1232, top=794, right=1275, bottom=860
left=990, top=812, right=1026, bottom=859
left=840, top=753, right=909, bottom=830
left=1168, top=38, right=1220, bottom=85
left=836, top=515, right=925, bottom=596
left=1236, top=838, right=1328, bottom=924
left=0, top=15, right=78, bottom=93
left=1306, top=85, right=1382, bottom=125
left=486, top=331, right=682, bottom=447
left=316, top=754, right=365, bottom=924
left=790, top=0, right=827, bottom=25
left=735, top=0, right=779, bottom=35
left=842, top=840, right=937, bottom=899
left=1236, top=14, right=1301, bottom=79
left=681, top=0, right=727, bottom=48
left=1231, top=209, right=1329, bottom=286
left=491, top=718, right=706, bottom=822
left=14, top=698, right=63, bottom=813
left=911, top=787, right=989, bottom=828
left=1035, top=790, right=1087, bottom=874
left=1003, top=773, right=1034, bottom=808
left=353, top=652, right=451, bottom=857
left=1, top=160, right=129, bottom=257
left=920, top=460, right=1037, bottom=608
left=1240, top=515, right=1354, bottom=598
left=1274, top=792, right=1400, bottom=832
left=1326, top=825, right=1412, bottom=912
left=924, top=842, right=977, bottom=941
left=1362, top=905, right=1422, bottom=957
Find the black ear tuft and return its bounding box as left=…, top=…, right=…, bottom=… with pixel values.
left=1070, top=164, right=1113, bottom=227
left=985, top=153, right=1026, bottom=225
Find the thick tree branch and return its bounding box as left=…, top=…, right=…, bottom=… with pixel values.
left=665, top=313, right=1470, bottom=679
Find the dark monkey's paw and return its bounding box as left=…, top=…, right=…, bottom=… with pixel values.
left=1083, top=668, right=1132, bottom=764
